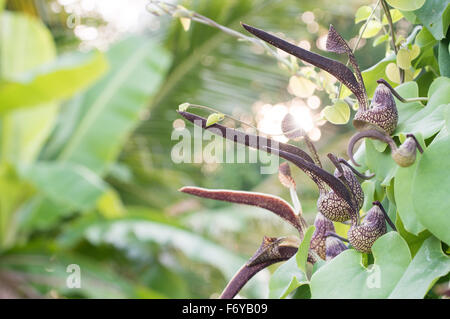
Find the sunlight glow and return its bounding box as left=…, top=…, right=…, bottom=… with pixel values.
left=254, top=95, right=322, bottom=142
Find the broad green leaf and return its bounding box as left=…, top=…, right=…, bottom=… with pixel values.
left=296, top=225, right=315, bottom=274
left=415, top=27, right=437, bottom=47
left=382, top=9, right=403, bottom=24
left=205, top=113, right=225, bottom=127
left=323, top=100, right=350, bottom=125
left=385, top=0, right=425, bottom=11
left=360, top=20, right=382, bottom=38
left=414, top=0, right=450, bottom=40
left=0, top=11, right=58, bottom=165
left=0, top=250, right=159, bottom=298
left=395, top=215, right=431, bottom=258
left=412, top=135, right=450, bottom=245
left=0, top=50, right=108, bottom=112
left=96, top=189, right=125, bottom=218
left=394, top=152, right=426, bottom=235
left=310, top=232, right=411, bottom=298
left=386, top=62, right=401, bottom=83
left=410, top=44, right=421, bottom=60
left=57, top=217, right=247, bottom=280
left=397, top=48, right=411, bottom=70
left=365, top=139, right=398, bottom=186
left=395, top=78, right=450, bottom=138
left=269, top=225, right=314, bottom=299
left=355, top=6, right=372, bottom=24
left=438, top=38, right=450, bottom=77
left=16, top=195, right=71, bottom=232
left=269, top=255, right=308, bottom=299
left=373, top=34, right=389, bottom=47
left=20, top=162, right=107, bottom=211
left=361, top=180, right=376, bottom=212
left=392, top=81, right=423, bottom=130
left=389, top=236, right=450, bottom=298
left=0, top=164, right=34, bottom=248
left=55, top=36, right=171, bottom=175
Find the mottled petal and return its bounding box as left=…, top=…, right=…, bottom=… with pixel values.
left=220, top=236, right=298, bottom=299
left=179, top=186, right=304, bottom=234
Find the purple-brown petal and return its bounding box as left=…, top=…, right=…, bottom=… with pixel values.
left=278, top=162, right=296, bottom=189
left=178, top=111, right=315, bottom=164
left=179, top=186, right=303, bottom=234
left=220, top=236, right=298, bottom=299
left=241, top=23, right=364, bottom=110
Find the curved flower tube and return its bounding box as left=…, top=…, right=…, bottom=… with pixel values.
left=220, top=236, right=299, bottom=299
left=347, top=201, right=387, bottom=253
left=241, top=23, right=401, bottom=135
left=347, top=129, right=424, bottom=167
left=179, top=186, right=306, bottom=235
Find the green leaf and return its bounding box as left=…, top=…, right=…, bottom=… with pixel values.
left=205, top=113, right=225, bottom=127
left=360, top=20, right=382, bottom=38
left=394, top=150, right=426, bottom=235
left=394, top=77, right=450, bottom=139
left=394, top=82, right=424, bottom=125
left=1, top=249, right=157, bottom=298
left=0, top=11, right=58, bottom=165
left=53, top=36, right=171, bottom=175
left=395, top=215, right=431, bottom=258
left=412, top=134, right=450, bottom=245
left=413, top=0, right=450, bottom=40
left=438, top=38, right=450, bottom=77
left=397, top=48, right=411, bottom=70
left=269, top=255, right=308, bottom=299
left=20, top=162, right=107, bottom=211
left=389, top=236, right=450, bottom=298
left=57, top=216, right=247, bottom=280
left=0, top=164, right=34, bottom=247
left=355, top=6, right=373, bottom=24
left=361, top=180, right=376, bottom=212
left=269, top=225, right=315, bottom=299
left=386, top=62, right=401, bottom=83
left=415, top=27, right=437, bottom=47
left=323, top=100, right=350, bottom=125
left=382, top=9, right=404, bottom=24
left=385, top=0, right=425, bottom=11
left=373, top=34, right=389, bottom=47
left=310, top=232, right=411, bottom=298
left=365, top=139, right=398, bottom=187
left=296, top=225, right=315, bottom=274
left=0, top=50, right=108, bottom=112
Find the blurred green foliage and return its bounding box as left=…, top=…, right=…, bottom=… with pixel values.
left=0, top=0, right=448, bottom=299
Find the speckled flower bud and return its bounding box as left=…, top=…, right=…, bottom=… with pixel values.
left=347, top=204, right=387, bottom=253
left=310, top=213, right=336, bottom=260
left=353, top=82, right=398, bottom=135
left=325, top=236, right=347, bottom=260
left=392, top=135, right=423, bottom=167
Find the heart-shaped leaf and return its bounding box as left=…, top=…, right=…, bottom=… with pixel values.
left=412, top=134, right=450, bottom=245
left=385, top=0, right=425, bottom=11
left=310, top=232, right=411, bottom=298
left=389, top=236, right=450, bottom=298
left=323, top=100, right=350, bottom=124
